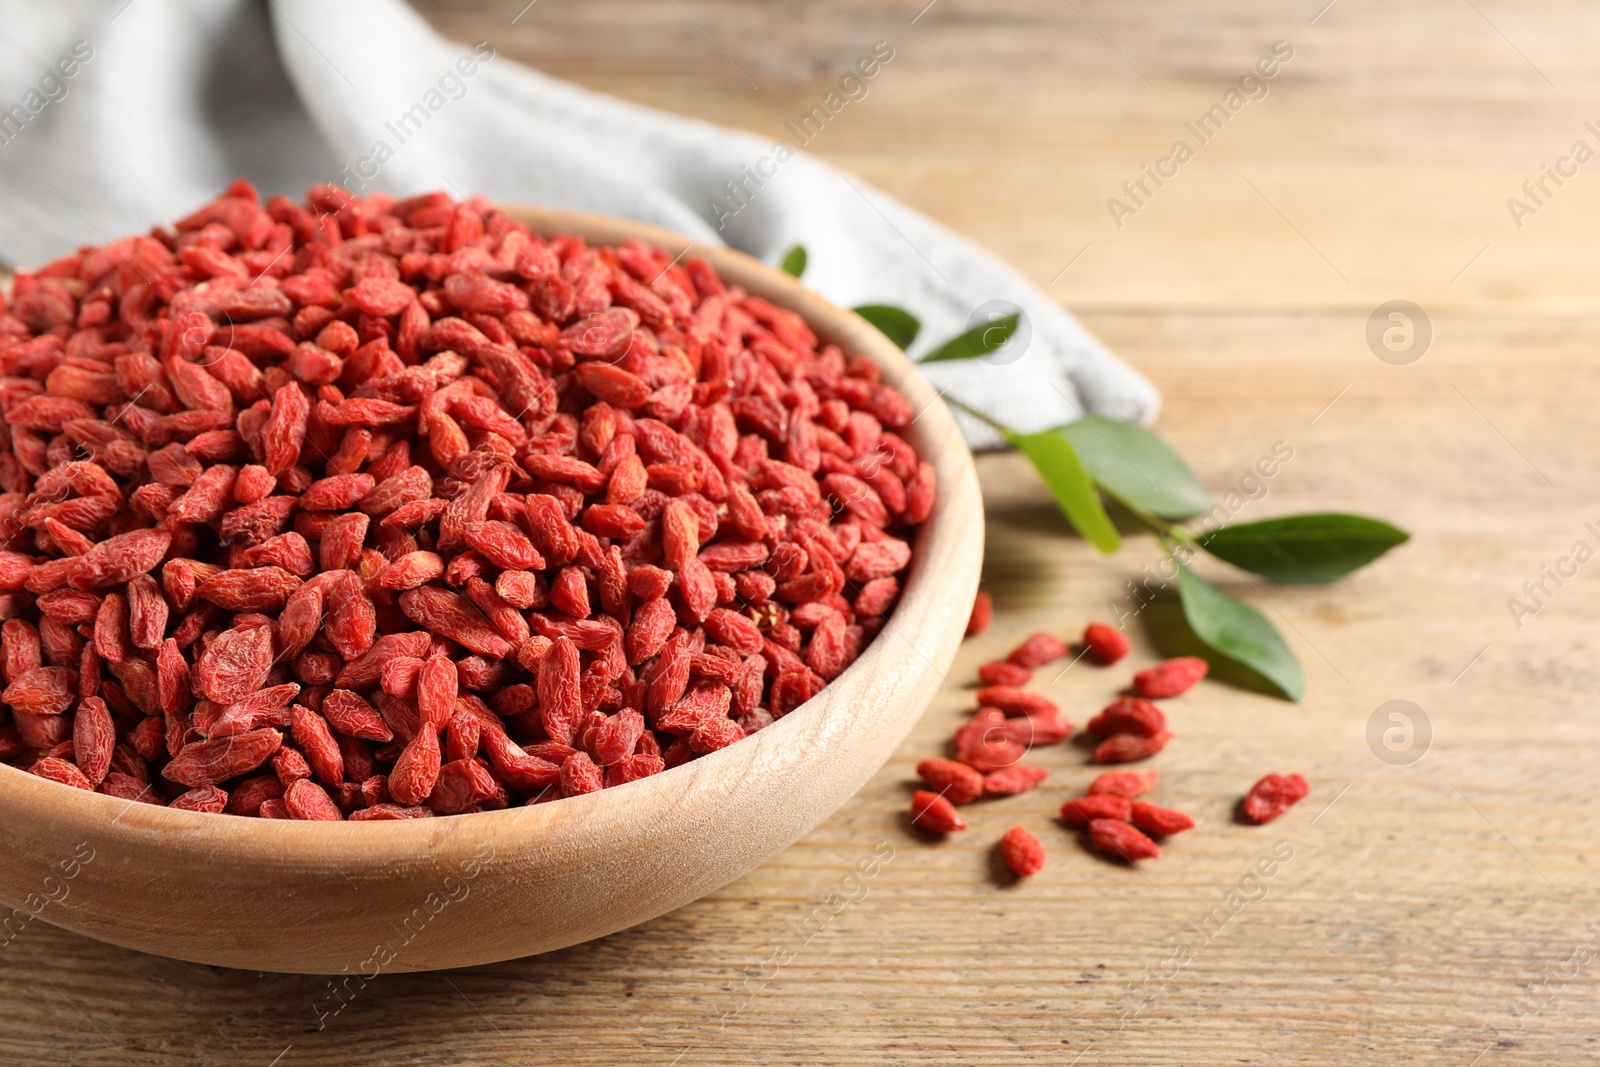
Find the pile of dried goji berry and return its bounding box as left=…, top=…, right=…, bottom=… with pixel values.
left=911, top=592, right=1308, bottom=876
left=0, top=182, right=935, bottom=819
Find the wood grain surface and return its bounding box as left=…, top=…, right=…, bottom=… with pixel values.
left=4, top=1, right=1597, bottom=1063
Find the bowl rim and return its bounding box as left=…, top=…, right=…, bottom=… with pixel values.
left=0, top=204, right=977, bottom=868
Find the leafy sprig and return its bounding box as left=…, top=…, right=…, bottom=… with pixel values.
left=816, top=270, right=1407, bottom=701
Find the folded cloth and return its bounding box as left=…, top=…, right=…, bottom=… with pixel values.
left=0, top=0, right=1158, bottom=447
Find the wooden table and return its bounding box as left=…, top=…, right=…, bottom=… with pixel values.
left=6, top=2, right=1596, bottom=1063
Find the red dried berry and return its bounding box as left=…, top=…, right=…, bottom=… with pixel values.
left=955, top=736, right=1026, bottom=774
left=975, top=685, right=1058, bottom=718
left=1129, top=801, right=1195, bottom=837
left=915, top=757, right=984, bottom=805
left=1082, top=622, right=1130, bottom=665
left=977, top=659, right=1032, bottom=687
left=1007, top=631, right=1067, bottom=669
left=999, top=825, right=1045, bottom=877
left=953, top=707, right=1008, bottom=752
left=1092, top=730, right=1173, bottom=764
left=1085, top=697, right=1167, bottom=739
left=284, top=778, right=344, bottom=821
left=983, top=764, right=1049, bottom=796
left=389, top=728, right=441, bottom=807
left=1087, top=769, right=1159, bottom=799
left=910, top=789, right=967, bottom=833
left=1242, top=773, right=1310, bottom=825
left=163, top=728, right=283, bottom=787
left=29, top=756, right=94, bottom=791
left=1000, top=710, right=1074, bottom=746
left=1088, top=818, right=1161, bottom=862
left=1133, top=656, right=1209, bottom=698
left=1059, top=794, right=1133, bottom=826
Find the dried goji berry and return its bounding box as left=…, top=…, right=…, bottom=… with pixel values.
left=999, top=825, right=1045, bottom=877
left=1007, top=631, right=1067, bottom=669
left=284, top=778, right=343, bottom=821
left=1129, top=801, right=1195, bottom=837
left=915, top=757, right=984, bottom=804
left=1059, top=794, right=1132, bottom=826
left=1088, top=818, right=1161, bottom=862
left=983, top=764, right=1049, bottom=796
left=975, top=685, right=1058, bottom=718
left=1087, top=769, right=1159, bottom=799
left=910, top=789, right=967, bottom=833
left=1242, top=773, right=1310, bottom=824
left=1085, top=697, right=1167, bottom=739
left=1093, top=730, right=1173, bottom=764
left=1134, top=656, right=1209, bottom=698
left=1082, top=622, right=1130, bottom=665
left=977, top=659, right=1031, bottom=687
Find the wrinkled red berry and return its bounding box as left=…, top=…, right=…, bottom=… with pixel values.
left=911, top=789, right=967, bottom=833
left=1082, top=622, right=1130, bottom=664
left=1129, top=801, right=1195, bottom=837
left=999, top=825, right=1045, bottom=877
left=1088, top=818, right=1161, bottom=862
left=1242, top=773, right=1310, bottom=824
left=1133, top=656, right=1209, bottom=698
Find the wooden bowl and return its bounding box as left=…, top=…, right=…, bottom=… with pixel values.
left=0, top=207, right=982, bottom=974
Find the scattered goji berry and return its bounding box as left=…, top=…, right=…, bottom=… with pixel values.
left=982, top=763, right=1048, bottom=796
left=1133, top=656, right=1209, bottom=698
left=1000, top=709, right=1074, bottom=746
left=1085, top=697, right=1167, bottom=739
left=975, top=685, right=1058, bottom=717
left=1082, top=622, right=1130, bottom=665
left=1129, top=801, right=1195, bottom=837
left=916, top=757, right=985, bottom=804
left=1087, top=769, right=1159, bottom=798
left=977, top=659, right=1032, bottom=687
left=1241, top=773, right=1310, bottom=824
left=911, top=789, right=968, bottom=833
left=1088, top=818, right=1161, bottom=862
left=1007, top=631, right=1068, bottom=668
left=999, top=825, right=1045, bottom=877
left=1092, top=730, right=1174, bottom=764
left=1059, top=794, right=1133, bottom=826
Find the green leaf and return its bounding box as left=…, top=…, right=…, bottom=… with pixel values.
left=1003, top=428, right=1120, bottom=554
left=1199, top=513, right=1410, bottom=584
left=918, top=312, right=1021, bottom=363
left=780, top=245, right=807, bottom=278
left=852, top=304, right=921, bottom=350
left=1058, top=416, right=1211, bottom=519
left=1175, top=561, right=1303, bottom=701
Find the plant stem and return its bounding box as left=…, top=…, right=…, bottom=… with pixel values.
left=941, top=394, right=1007, bottom=432
left=1102, top=486, right=1201, bottom=549
left=942, top=393, right=1200, bottom=548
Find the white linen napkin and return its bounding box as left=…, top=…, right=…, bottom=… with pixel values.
left=0, top=0, right=1159, bottom=448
